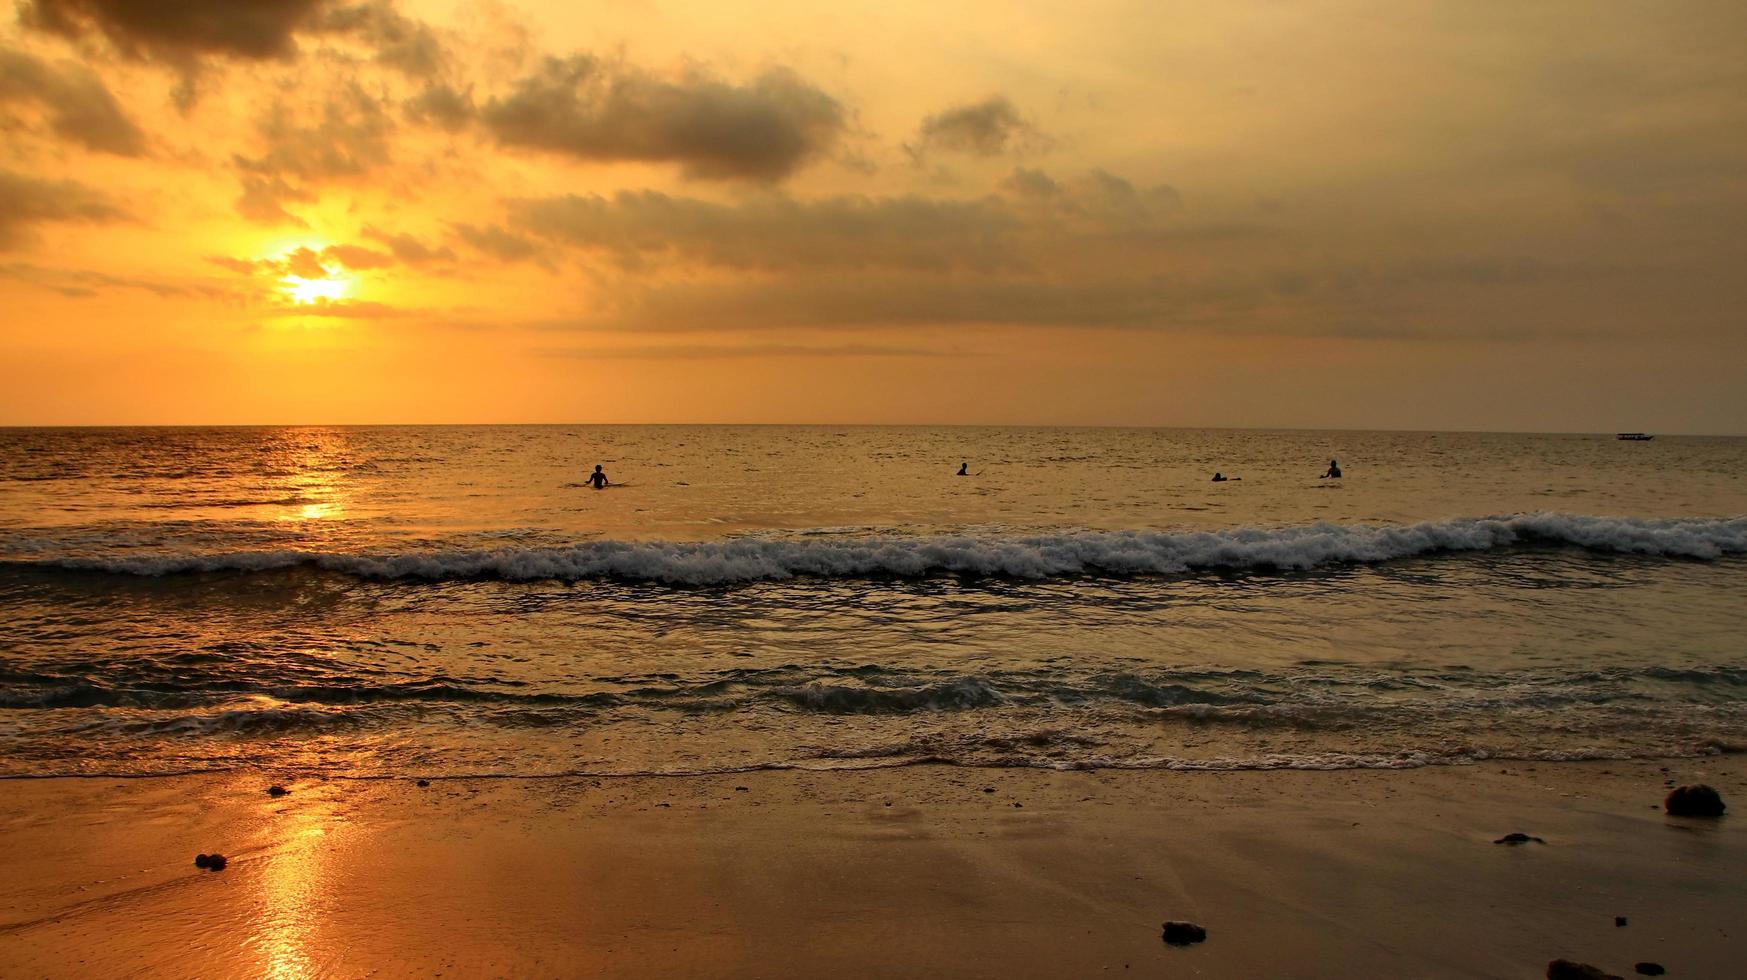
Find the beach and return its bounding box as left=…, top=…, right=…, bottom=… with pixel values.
left=7, top=0, right=1747, bottom=972
left=4, top=425, right=1746, bottom=977
left=2, top=758, right=1740, bottom=978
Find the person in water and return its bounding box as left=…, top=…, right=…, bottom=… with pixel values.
left=587, top=464, right=609, bottom=489
left=1212, top=472, right=1227, bottom=482
left=957, top=462, right=969, bottom=476
left=1321, top=459, right=1342, bottom=479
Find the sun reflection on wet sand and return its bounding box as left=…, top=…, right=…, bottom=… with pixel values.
left=251, top=802, right=343, bottom=979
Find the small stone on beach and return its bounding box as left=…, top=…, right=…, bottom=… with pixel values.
left=1547, top=960, right=1622, bottom=980
left=1161, top=921, right=1206, bottom=946
left=1494, top=832, right=1545, bottom=845
left=1664, top=784, right=1725, bottom=817
left=1633, top=964, right=1665, bottom=977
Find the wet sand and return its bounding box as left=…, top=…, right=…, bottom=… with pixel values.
left=1, top=758, right=1741, bottom=978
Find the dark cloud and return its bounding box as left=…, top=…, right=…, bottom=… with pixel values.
left=907, top=96, right=1046, bottom=159
left=207, top=242, right=396, bottom=279
left=237, top=83, right=392, bottom=181
left=321, top=243, right=394, bottom=270
left=509, top=190, right=1025, bottom=273
left=18, top=1, right=448, bottom=108
left=205, top=256, right=259, bottom=274
left=570, top=251, right=1656, bottom=342
left=316, top=0, right=446, bottom=78
left=360, top=224, right=454, bottom=264
left=1053, top=170, right=1184, bottom=228
left=0, top=260, right=236, bottom=299
left=481, top=56, right=846, bottom=181
left=453, top=222, right=540, bottom=262
left=18, top=0, right=334, bottom=62
left=589, top=274, right=1209, bottom=333
left=538, top=342, right=975, bottom=360
left=505, top=170, right=1207, bottom=275
left=234, top=173, right=314, bottom=226
left=482, top=170, right=1309, bottom=336
left=997, top=167, right=1061, bottom=199
left=282, top=246, right=327, bottom=278
left=0, top=168, right=131, bottom=248
left=232, top=83, right=393, bottom=224
left=403, top=83, right=473, bottom=131
left=0, top=47, right=145, bottom=155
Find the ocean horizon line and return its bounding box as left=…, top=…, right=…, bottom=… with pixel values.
left=1, top=421, right=1742, bottom=438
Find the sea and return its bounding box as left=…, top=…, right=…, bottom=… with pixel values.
left=2, top=426, right=1744, bottom=780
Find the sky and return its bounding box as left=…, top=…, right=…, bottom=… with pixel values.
left=1, top=1, right=1745, bottom=431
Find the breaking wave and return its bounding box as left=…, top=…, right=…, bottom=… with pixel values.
left=4, top=513, right=1745, bottom=585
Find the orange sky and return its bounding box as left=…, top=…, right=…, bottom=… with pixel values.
left=2, top=1, right=1745, bottom=431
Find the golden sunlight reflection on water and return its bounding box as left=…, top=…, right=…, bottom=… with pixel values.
left=272, top=430, right=350, bottom=525
left=252, top=802, right=344, bottom=979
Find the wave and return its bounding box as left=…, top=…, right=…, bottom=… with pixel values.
left=6, top=742, right=1742, bottom=782
left=3, top=513, right=1745, bottom=585
left=774, top=677, right=1008, bottom=713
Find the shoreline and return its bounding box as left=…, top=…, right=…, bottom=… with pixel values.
left=1, top=757, right=1740, bottom=978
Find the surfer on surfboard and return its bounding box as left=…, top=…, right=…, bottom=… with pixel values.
left=586, top=464, right=610, bottom=489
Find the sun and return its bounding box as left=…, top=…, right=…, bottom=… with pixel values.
left=283, top=276, right=351, bottom=305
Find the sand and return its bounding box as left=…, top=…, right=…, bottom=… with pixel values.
left=1, top=758, right=1742, bottom=978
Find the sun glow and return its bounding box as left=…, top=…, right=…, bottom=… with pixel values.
left=283, top=276, right=350, bottom=305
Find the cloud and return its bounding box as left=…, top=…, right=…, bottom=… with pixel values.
left=321, top=243, right=394, bottom=270
left=269, top=297, right=407, bottom=318
left=404, top=83, right=473, bottom=131
left=508, top=190, right=1026, bottom=273
left=538, top=342, right=977, bottom=360
left=207, top=242, right=398, bottom=279
left=907, top=96, right=1047, bottom=159
left=0, top=169, right=131, bottom=248
left=17, top=1, right=448, bottom=107
left=453, top=222, right=540, bottom=262
left=481, top=56, right=846, bottom=181
left=0, top=46, right=145, bottom=155
left=18, top=0, right=335, bottom=62
left=588, top=274, right=1213, bottom=333
left=232, top=82, right=393, bottom=224
left=360, top=224, right=453, bottom=264
left=505, top=169, right=1205, bottom=274
left=316, top=0, right=447, bottom=78
left=997, top=166, right=1060, bottom=199
left=206, top=256, right=258, bottom=275
left=234, top=174, right=314, bottom=226
left=0, top=260, right=236, bottom=299
left=237, top=83, right=392, bottom=181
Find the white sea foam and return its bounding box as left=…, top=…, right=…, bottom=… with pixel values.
left=8, top=513, right=1745, bottom=584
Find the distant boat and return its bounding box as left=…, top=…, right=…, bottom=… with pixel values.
left=1616, top=433, right=1654, bottom=441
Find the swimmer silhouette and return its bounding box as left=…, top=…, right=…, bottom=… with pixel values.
left=957, top=462, right=969, bottom=476
left=587, top=464, right=609, bottom=489
left=1212, top=472, right=1227, bottom=482
left=1321, top=459, right=1342, bottom=479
